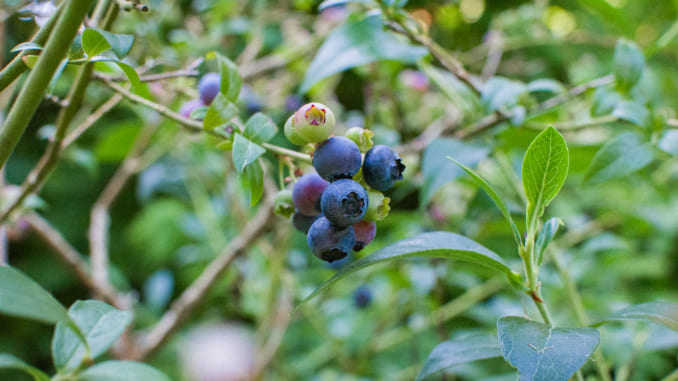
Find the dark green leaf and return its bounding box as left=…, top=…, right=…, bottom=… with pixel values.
left=77, top=361, right=171, bottom=381
left=498, top=316, right=600, bottom=381
left=0, top=353, right=50, bottom=381
left=449, top=157, right=521, bottom=247
left=521, top=126, right=569, bottom=218
left=301, top=231, right=518, bottom=304
left=612, top=100, right=649, bottom=127
left=10, top=42, right=43, bottom=53
left=300, top=15, right=427, bottom=93
left=421, top=138, right=490, bottom=205
left=241, top=160, right=264, bottom=206
left=583, top=131, right=655, bottom=185
left=613, top=39, right=645, bottom=91
left=52, top=300, right=132, bottom=372
left=82, top=29, right=134, bottom=59
left=243, top=112, right=278, bottom=144
left=206, top=51, right=242, bottom=102
left=0, top=266, right=69, bottom=325
left=417, top=334, right=502, bottom=380
left=232, top=133, right=266, bottom=174
left=592, top=302, right=678, bottom=332
left=535, top=217, right=561, bottom=265
left=203, top=93, right=239, bottom=131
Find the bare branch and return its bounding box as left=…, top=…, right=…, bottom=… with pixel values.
left=123, top=181, right=276, bottom=360
left=89, top=123, right=158, bottom=300
left=24, top=213, right=128, bottom=309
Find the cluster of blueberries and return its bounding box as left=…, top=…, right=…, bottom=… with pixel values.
left=285, top=103, right=406, bottom=263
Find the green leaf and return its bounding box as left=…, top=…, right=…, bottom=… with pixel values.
left=418, top=63, right=482, bottom=119
left=592, top=302, right=678, bottom=332
left=206, top=51, right=242, bottom=102
left=583, top=131, right=655, bottom=185
left=658, top=130, right=678, bottom=156
left=576, top=0, right=634, bottom=37
left=449, top=157, right=521, bottom=247
left=498, top=316, right=600, bottom=381
left=417, top=334, right=502, bottom=380
left=613, top=39, right=645, bottom=91
left=0, top=353, right=50, bottom=381
left=526, top=79, right=565, bottom=95
left=89, top=55, right=141, bottom=91
left=535, top=217, right=561, bottom=265
left=76, top=361, right=171, bottom=381
left=241, top=160, right=264, bottom=206
left=203, top=93, right=239, bottom=131
left=421, top=138, right=490, bottom=205
left=300, top=231, right=518, bottom=304
left=243, top=112, right=278, bottom=144
left=612, top=100, right=649, bottom=127
left=482, top=77, right=527, bottom=112
left=318, top=0, right=377, bottom=11
left=10, top=42, right=43, bottom=53
left=232, top=133, right=266, bottom=174
left=21, top=55, right=39, bottom=69
left=299, top=15, right=427, bottom=93
left=82, top=28, right=134, bottom=59
left=521, top=126, right=569, bottom=219
left=52, top=300, right=132, bottom=373
left=591, top=87, right=622, bottom=117
left=0, top=266, right=69, bottom=325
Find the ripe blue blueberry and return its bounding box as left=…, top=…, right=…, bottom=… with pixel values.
left=313, top=136, right=362, bottom=182
left=292, top=212, right=320, bottom=234
left=179, top=99, right=205, bottom=119
left=198, top=72, right=220, bottom=105
left=353, top=285, right=372, bottom=308
left=307, top=217, right=355, bottom=262
left=363, top=145, right=406, bottom=191
left=292, top=173, right=329, bottom=216
left=352, top=220, right=376, bottom=251
left=320, top=179, right=368, bottom=227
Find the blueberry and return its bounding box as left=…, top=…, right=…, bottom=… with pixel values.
left=292, top=212, right=320, bottom=234
left=352, top=220, right=376, bottom=251
left=320, top=179, right=368, bottom=227
left=293, top=102, right=335, bottom=143
left=307, top=217, right=355, bottom=262
left=179, top=99, right=205, bottom=119
left=198, top=72, right=220, bottom=105
left=362, top=145, right=405, bottom=191
left=284, top=115, right=308, bottom=146
left=292, top=173, right=329, bottom=216
left=313, top=136, right=362, bottom=182
left=353, top=285, right=372, bottom=308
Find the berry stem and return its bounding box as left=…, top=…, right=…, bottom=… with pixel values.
left=262, top=142, right=312, bottom=163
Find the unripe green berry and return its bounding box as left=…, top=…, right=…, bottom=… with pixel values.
left=284, top=115, right=308, bottom=146
left=345, top=127, right=374, bottom=153
left=364, top=190, right=391, bottom=222
left=293, top=103, right=335, bottom=143
left=273, top=189, right=294, bottom=218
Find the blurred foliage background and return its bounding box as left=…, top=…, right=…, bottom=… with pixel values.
left=2, top=0, right=678, bottom=380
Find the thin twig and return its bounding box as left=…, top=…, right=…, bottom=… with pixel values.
left=395, top=110, right=459, bottom=155
left=89, top=123, right=158, bottom=300
left=24, top=213, right=128, bottom=309
left=123, top=181, right=276, bottom=360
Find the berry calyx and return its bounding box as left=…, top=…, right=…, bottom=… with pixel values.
left=320, top=179, right=368, bottom=228
left=307, top=217, right=355, bottom=262
left=362, top=145, right=406, bottom=191
left=293, top=102, right=335, bottom=143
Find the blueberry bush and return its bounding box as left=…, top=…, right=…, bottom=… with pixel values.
left=2, top=0, right=678, bottom=380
